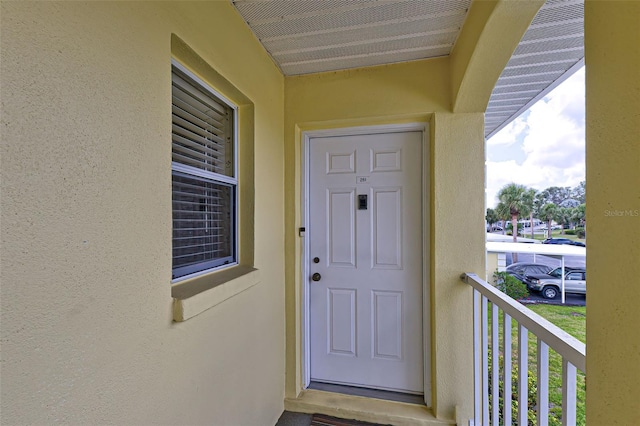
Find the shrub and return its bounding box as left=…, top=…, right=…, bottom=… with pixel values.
left=506, top=223, right=524, bottom=232
left=565, top=229, right=576, bottom=235
left=576, top=228, right=585, bottom=239
left=493, top=270, right=529, bottom=300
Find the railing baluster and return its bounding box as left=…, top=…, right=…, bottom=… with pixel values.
left=482, top=296, right=489, bottom=425
left=562, top=359, right=577, bottom=426
left=462, top=273, right=585, bottom=426
left=537, top=339, right=550, bottom=426
left=503, top=313, right=512, bottom=426
left=518, top=324, right=528, bottom=426
left=491, top=303, right=499, bottom=425
left=473, top=289, right=481, bottom=426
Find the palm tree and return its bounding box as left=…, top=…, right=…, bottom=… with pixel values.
left=572, top=204, right=586, bottom=227
left=495, top=202, right=510, bottom=235
left=539, top=203, right=558, bottom=239
left=497, top=183, right=533, bottom=243
left=525, top=189, right=537, bottom=238
left=486, top=208, right=499, bottom=232
left=554, top=207, right=572, bottom=235
left=571, top=203, right=586, bottom=237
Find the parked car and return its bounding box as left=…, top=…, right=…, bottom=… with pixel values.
left=542, top=238, right=586, bottom=247
left=524, top=267, right=586, bottom=299
left=505, top=262, right=552, bottom=283
left=542, top=238, right=573, bottom=245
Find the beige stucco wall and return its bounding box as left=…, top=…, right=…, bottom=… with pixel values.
left=9, top=0, right=635, bottom=424
left=0, top=2, right=285, bottom=425
left=283, top=60, right=485, bottom=422
left=585, top=1, right=640, bottom=423
left=431, top=113, right=484, bottom=423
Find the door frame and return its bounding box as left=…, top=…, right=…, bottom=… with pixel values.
left=300, top=122, right=431, bottom=405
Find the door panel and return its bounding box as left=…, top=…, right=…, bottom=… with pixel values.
left=328, top=189, right=356, bottom=267
left=372, top=290, right=403, bottom=360
left=372, top=187, right=402, bottom=268
left=328, top=289, right=356, bottom=356
left=309, top=131, right=423, bottom=394
left=565, top=272, right=586, bottom=293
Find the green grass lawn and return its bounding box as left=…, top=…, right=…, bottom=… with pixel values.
left=502, top=228, right=586, bottom=242
left=529, top=304, right=586, bottom=425
left=489, top=304, right=586, bottom=425
left=528, top=229, right=585, bottom=242
left=529, top=304, right=586, bottom=343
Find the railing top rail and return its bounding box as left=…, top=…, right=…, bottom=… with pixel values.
left=461, top=272, right=586, bottom=372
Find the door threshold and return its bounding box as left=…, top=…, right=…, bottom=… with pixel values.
left=308, top=381, right=425, bottom=405
left=284, top=389, right=453, bottom=426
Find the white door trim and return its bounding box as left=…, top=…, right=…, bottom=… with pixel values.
left=300, top=123, right=431, bottom=405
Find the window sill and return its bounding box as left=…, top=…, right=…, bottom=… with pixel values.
left=171, top=265, right=259, bottom=322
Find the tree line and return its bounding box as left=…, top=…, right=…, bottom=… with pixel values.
left=486, top=181, right=586, bottom=242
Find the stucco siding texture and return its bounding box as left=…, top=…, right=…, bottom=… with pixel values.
left=585, top=1, right=640, bottom=423
left=0, top=2, right=285, bottom=425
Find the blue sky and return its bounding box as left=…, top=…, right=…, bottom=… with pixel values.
left=486, top=66, right=586, bottom=208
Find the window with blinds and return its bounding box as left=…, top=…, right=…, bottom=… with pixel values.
left=171, top=63, right=237, bottom=280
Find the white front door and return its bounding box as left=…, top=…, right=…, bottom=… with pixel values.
left=308, top=130, right=423, bottom=393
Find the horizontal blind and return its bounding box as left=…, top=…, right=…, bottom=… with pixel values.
left=172, top=173, right=234, bottom=278
left=171, top=65, right=237, bottom=280
left=171, top=70, right=234, bottom=178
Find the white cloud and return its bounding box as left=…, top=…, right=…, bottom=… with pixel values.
left=486, top=67, right=585, bottom=208
left=486, top=115, right=528, bottom=147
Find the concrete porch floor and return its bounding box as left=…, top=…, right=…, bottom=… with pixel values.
left=282, top=390, right=453, bottom=426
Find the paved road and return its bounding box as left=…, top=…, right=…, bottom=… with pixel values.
left=521, top=292, right=586, bottom=307
left=507, top=252, right=587, bottom=306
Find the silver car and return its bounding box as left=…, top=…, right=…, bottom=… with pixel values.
left=525, top=267, right=586, bottom=299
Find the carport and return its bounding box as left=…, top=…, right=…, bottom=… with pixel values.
left=487, top=241, right=586, bottom=303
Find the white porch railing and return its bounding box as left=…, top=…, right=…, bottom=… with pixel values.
left=460, top=273, right=586, bottom=426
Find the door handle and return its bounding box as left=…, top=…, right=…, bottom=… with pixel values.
left=311, top=273, right=321, bottom=282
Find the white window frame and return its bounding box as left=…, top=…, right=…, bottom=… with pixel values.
left=171, top=60, right=239, bottom=283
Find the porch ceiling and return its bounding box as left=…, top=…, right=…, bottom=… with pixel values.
left=231, top=0, right=584, bottom=138
left=485, top=0, right=584, bottom=138
left=231, top=0, right=472, bottom=76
